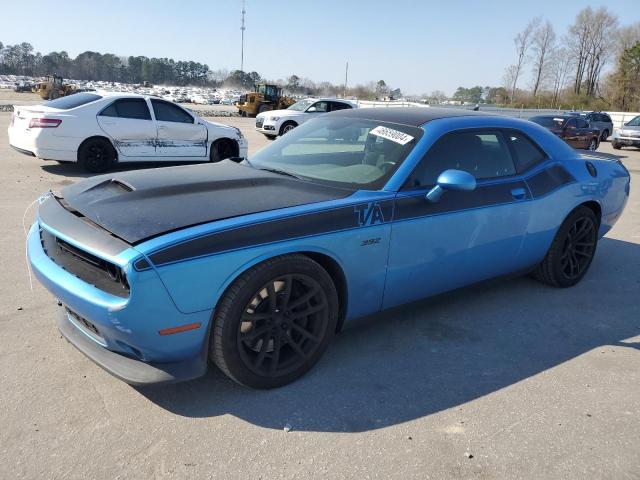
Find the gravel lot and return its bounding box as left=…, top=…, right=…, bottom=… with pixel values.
left=0, top=111, right=638, bottom=479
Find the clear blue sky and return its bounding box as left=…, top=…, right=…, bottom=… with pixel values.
left=2, top=0, right=638, bottom=95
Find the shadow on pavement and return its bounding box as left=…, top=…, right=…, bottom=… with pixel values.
left=138, top=237, right=640, bottom=433
left=41, top=160, right=205, bottom=179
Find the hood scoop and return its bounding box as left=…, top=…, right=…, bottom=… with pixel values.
left=58, top=161, right=353, bottom=244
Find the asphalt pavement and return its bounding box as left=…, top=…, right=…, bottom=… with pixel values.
left=0, top=112, right=638, bottom=479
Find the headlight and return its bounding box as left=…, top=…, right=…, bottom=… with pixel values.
left=269, top=117, right=280, bottom=122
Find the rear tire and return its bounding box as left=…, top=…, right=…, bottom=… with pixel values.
left=612, top=141, right=622, bottom=150
left=600, top=129, right=609, bottom=141
left=532, top=206, right=599, bottom=288
left=211, top=254, right=339, bottom=389
left=78, top=138, right=116, bottom=173
left=587, top=138, right=598, bottom=151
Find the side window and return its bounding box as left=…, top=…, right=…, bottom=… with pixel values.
left=565, top=118, right=577, bottom=129
left=406, top=130, right=516, bottom=188
left=602, top=114, right=612, bottom=123
left=330, top=102, right=352, bottom=111
left=309, top=101, right=329, bottom=113
left=151, top=100, right=194, bottom=124
left=576, top=119, right=590, bottom=129
left=100, top=99, right=151, bottom=120
left=504, top=131, right=546, bottom=173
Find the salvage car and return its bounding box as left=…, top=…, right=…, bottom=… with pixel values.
left=27, top=108, right=630, bottom=388
left=611, top=115, right=640, bottom=150
left=9, top=92, right=247, bottom=172
left=255, top=98, right=356, bottom=139
left=529, top=115, right=600, bottom=151
left=567, top=111, right=614, bottom=141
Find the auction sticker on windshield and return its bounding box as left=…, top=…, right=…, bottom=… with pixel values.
left=369, top=126, right=414, bottom=145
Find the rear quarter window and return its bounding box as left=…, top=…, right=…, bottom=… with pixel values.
left=100, top=98, right=151, bottom=120
left=504, top=131, right=547, bottom=173
left=43, top=93, right=102, bottom=110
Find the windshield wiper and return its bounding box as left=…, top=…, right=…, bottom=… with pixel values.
left=259, top=167, right=304, bottom=180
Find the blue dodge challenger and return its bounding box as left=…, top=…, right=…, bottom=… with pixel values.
left=27, top=108, right=630, bottom=388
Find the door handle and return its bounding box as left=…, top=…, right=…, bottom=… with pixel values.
left=510, top=187, right=527, bottom=200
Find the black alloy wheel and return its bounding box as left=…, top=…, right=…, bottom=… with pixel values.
left=211, top=254, right=339, bottom=388
left=533, top=206, right=598, bottom=288
left=237, top=274, right=329, bottom=378
left=78, top=138, right=116, bottom=173
left=558, top=215, right=597, bottom=282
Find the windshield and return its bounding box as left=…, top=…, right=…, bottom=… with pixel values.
left=530, top=116, right=565, bottom=128
left=44, top=93, right=102, bottom=110
left=625, top=116, right=640, bottom=127
left=248, top=116, right=422, bottom=189
left=287, top=99, right=315, bottom=111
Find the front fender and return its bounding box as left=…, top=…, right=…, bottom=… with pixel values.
left=151, top=223, right=391, bottom=320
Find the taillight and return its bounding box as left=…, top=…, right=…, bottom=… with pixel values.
left=29, top=118, right=62, bottom=128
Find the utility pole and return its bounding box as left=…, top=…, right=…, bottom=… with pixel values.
left=240, top=0, right=246, bottom=72
left=344, top=61, right=348, bottom=98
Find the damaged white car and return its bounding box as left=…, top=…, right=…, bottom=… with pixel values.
left=8, top=92, right=247, bottom=172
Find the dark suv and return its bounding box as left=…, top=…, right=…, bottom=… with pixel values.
left=568, top=111, right=613, bottom=141
left=530, top=115, right=600, bottom=151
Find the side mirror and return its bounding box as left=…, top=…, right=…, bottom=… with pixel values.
left=307, top=106, right=317, bottom=112
left=426, top=169, right=476, bottom=203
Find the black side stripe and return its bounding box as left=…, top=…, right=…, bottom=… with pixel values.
left=395, top=179, right=530, bottom=221
left=148, top=200, right=395, bottom=266
left=526, top=165, right=575, bottom=197
left=146, top=165, right=574, bottom=267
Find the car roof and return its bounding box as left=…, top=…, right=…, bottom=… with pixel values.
left=531, top=114, right=571, bottom=120
left=326, top=107, right=488, bottom=126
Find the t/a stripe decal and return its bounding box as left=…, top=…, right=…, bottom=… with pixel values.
left=148, top=200, right=394, bottom=266
left=147, top=165, right=574, bottom=267
left=394, top=179, right=530, bottom=221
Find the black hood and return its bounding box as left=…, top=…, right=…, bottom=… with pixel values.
left=59, top=161, right=353, bottom=244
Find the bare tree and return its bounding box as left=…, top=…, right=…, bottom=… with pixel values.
left=507, top=17, right=540, bottom=103
left=549, top=48, right=570, bottom=108
left=584, top=8, right=618, bottom=96
left=566, top=7, right=618, bottom=95
left=531, top=20, right=556, bottom=96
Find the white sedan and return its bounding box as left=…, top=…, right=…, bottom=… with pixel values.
left=8, top=92, right=248, bottom=172
left=255, top=98, right=357, bottom=139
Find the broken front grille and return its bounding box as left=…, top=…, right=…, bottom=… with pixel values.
left=40, top=228, right=130, bottom=298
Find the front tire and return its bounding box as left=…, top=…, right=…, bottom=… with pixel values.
left=78, top=138, right=116, bottom=173
left=210, top=138, right=239, bottom=163
left=612, top=140, right=622, bottom=150
left=279, top=121, right=297, bottom=136
left=532, top=206, right=598, bottom=288
left=211, top=254, right=339, bottom=389
left=587, top=138, right=598, bottom=151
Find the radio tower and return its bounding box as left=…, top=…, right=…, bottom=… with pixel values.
left=240, top=0, right=246, bottom=72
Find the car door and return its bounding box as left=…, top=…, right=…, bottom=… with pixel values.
left=383, top=129, right=534, bottom=309
left=576, top=118, right=591, bottom=147
left=562, top=118, right=580, bottom=148
left=301, top=101, right=329, bottom=125
left=150, top=99, right=207, bottom=157
left=97, top=98, right=156, bottom=156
